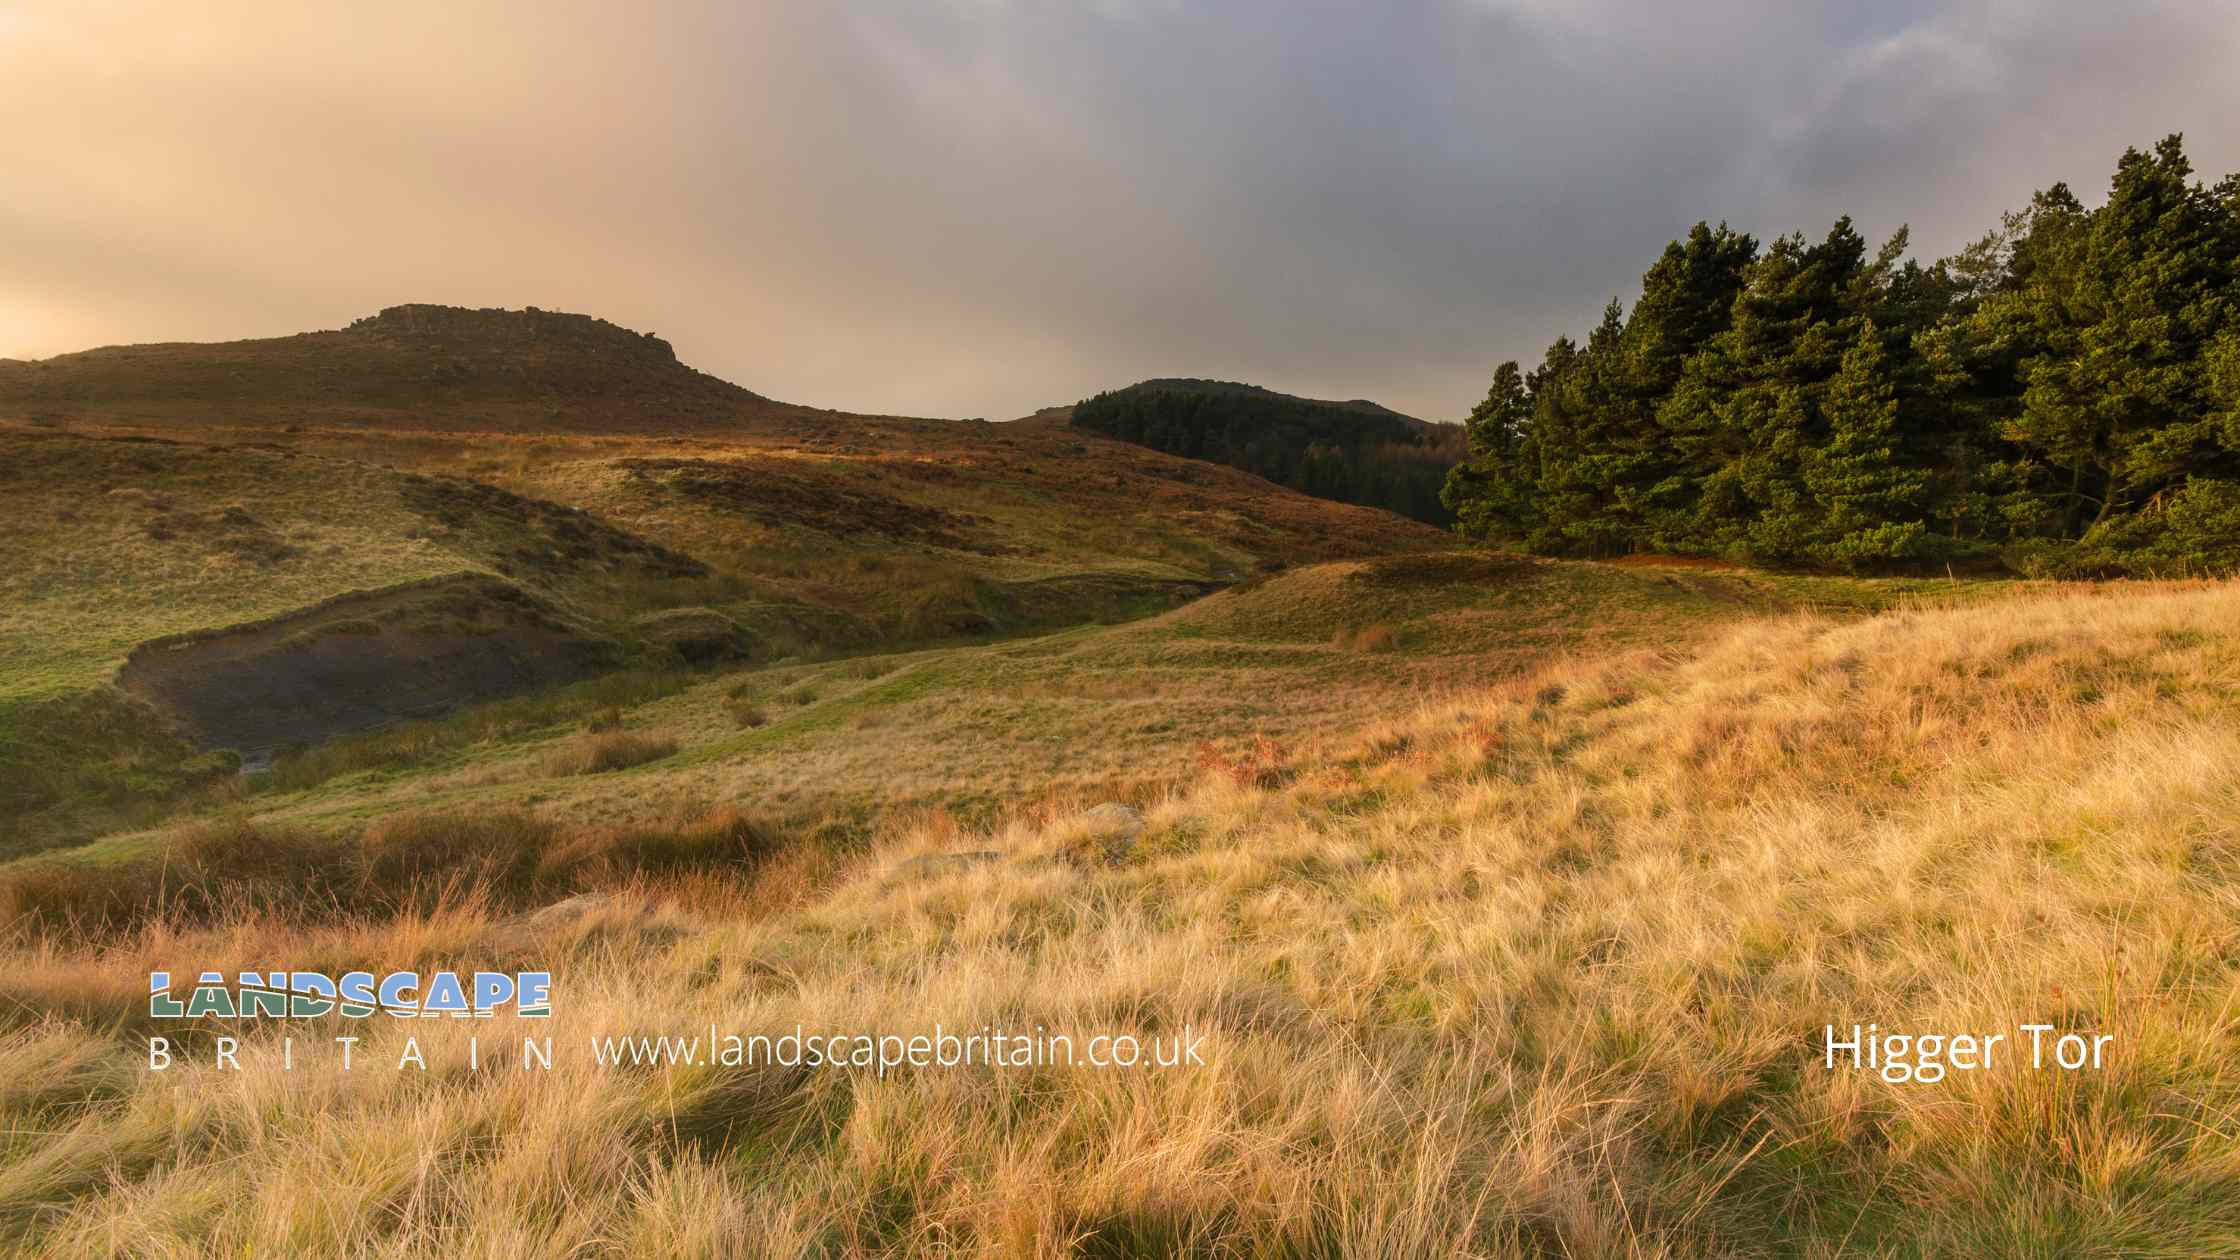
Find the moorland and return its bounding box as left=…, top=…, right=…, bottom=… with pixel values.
left=3, top=135, right=2240, bottom=1257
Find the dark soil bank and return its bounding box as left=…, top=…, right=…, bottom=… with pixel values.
left=118, top=575, right=614, bottom=752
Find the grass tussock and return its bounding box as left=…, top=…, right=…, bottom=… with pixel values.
left=544, top=809, right=784, bottom=883
left=3, top=581, right=2240, bottom=1253
left=542, top=731, right=680, bottom=776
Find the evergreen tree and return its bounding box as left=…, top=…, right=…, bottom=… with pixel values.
left=1625, top=223, right=1758, bottom=395
left=2009, top=137, right=2235, bottom=537
left=1441, top=135, right=2240, bottom=575
left=1626, top=224, right=1756, bottom=544
left=1551, top=300, right=1644, bottom=554
left=1803, top=321, right=1932, bottom=568
left=1442, top=361, right=1532, bottom=539
left=1462, top=361, right=1528, bottom=461
left=1515, top=337, right=1583, bottom=552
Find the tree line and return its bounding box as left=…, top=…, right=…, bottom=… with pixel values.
left=1074, top=379, right=1465, bottom=525
left=1443, top=135, right=2240, bottom=575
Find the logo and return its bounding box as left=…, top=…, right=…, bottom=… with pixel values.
left=150, top=970, right=551, bottom=1019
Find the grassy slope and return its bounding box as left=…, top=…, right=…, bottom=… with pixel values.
left=0, top=434, right=466, bottom=704
left=0, top=418, right=1435, bottom=705
left=0, top=419, right=1438, bottom=848
left=0, top=304, right=1444, bottom=718
left=0, top=427, right=738, bottom=852
left=23, top=554, right=1997, bottom=859
left=2, top=579, right=2235, bottom=1254
left=0, top=345, right=1442, bottom=850
left=8, top=306, right=2227, bottom=1250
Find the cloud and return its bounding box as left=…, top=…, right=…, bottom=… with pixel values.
left=2, top=0, right=2236, bottom=420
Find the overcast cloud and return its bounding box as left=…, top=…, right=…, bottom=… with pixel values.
left=4, top=1, right=2237, bottom=420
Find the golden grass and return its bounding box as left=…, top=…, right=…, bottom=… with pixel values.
left=4, top=581, right=2239, bottom=1254
left=205, top=554, right=1878, bottom=846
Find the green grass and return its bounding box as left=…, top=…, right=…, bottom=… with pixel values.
left=0, top=434, right=471, bottom=703
left=673, top=660, right=967, bottom=767
left=0, top=422, right=2021, bottom=877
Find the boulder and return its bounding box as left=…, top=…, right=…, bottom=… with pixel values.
left=1076, top=802, right=1146, bottom=841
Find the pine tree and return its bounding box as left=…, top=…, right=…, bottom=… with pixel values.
left=1685, top=223, right=1867, bottom=560
left=2009, top=136, right=2234, bottom=539
left=1516, top=337, right=1584, bottom=552
left=1625, top=223, right=1756, bottom=545
left=1803, top=321, right=1932, bottom=568
left=1436, top=136, right=2240, bottom=575
left=1551, top=300, right=1644, bottom=554
left=1442, top=361, right=1532, bottom=539
left=1462, top=361, right=1528, bottom=461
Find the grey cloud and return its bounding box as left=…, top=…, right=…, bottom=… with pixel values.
left=2, top=1, right=2235, bottom=421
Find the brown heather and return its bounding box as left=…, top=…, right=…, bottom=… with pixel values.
left=2, top=580, right=2238, bottom=1254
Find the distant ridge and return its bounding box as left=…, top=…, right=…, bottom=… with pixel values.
left=1071, top=377, right=1465, bottom=524
left=1125, top=377, right=1432, bottom=430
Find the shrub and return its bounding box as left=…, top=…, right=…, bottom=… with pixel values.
left=0, top=860, right=166, bottom=935
left=0, top=801, right=787, bottom=941
left=725, top=697, right=770, bottom=729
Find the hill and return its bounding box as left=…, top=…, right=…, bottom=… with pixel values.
left=1070, top=377, right=1466, bottom=524
left=3, top=575, right=2232, bottom=1254
left=0, top=304, right=808, bottom=435
left=0, top=308, right=1448, bottom=850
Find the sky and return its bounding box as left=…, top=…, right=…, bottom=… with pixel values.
left=4, top=1, right=2238, bottom=422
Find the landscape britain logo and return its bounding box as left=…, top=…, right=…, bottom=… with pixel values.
left=150, top=969, right=552, bottom=1019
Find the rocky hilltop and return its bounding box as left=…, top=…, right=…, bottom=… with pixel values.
left=0, top=303, right=787, bottom=433
left=342, top=304, right=684, bottom=365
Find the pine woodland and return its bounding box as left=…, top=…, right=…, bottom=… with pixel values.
left=1444, top=136, right=2240, bottom=575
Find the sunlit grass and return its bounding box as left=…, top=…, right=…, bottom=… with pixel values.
left=4, top=580, right=2237, bottom=1253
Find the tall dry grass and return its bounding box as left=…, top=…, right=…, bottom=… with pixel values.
left=3, top=582, right=2239, bottom=1254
